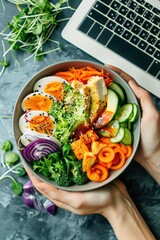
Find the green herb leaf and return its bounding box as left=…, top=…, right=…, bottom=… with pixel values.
left=1, top=140, right=13, bottom=152
left=11, top=180, right=23, bottom=195
left=17, top=166, right=26, bottom=177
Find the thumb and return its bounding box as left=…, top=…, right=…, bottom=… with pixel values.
left=128, top=80, right=157, bottom=116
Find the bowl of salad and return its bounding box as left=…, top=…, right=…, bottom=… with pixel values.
left=13, top=60, right=140, bottom=191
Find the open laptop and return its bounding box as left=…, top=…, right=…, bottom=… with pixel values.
left=62, top=0, right=160, bottom=98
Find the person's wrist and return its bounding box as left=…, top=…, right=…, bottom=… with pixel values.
left=101, top=191, right=131, bottom=223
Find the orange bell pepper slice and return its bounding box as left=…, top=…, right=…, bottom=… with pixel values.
left=99, top=160, right=112, bottom=169
left=87, top=164, right=108, bottom=182
left=125, top=145, right=133, bottom=159
left=110, top=149, right=126, bottom=170
left=98, top=147, right=115, bottom=163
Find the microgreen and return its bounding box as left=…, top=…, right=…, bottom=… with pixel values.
left=0, top=0, right=74, bottom=67
left=0, top=140, right=24, bottom=196
left=0, top=41, right=10, bottom=77
left=1, top=175, right=23, bottom=195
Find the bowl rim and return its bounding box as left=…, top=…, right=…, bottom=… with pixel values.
left=13, top=59, right=141, bottom=191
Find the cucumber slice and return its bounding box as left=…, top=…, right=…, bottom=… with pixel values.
left=110, top=127, right=124, bottom=143
left=122, top=127, right=133, bottom=145
left=108, top=82, right=127, bottom=105
left=120, top=122, right=128, bottom=128
left=128, top=122, right=133, bottom=131
left=115, top=104, right=133, bottom=122
left=106, top=89, right=120, bottom=115
left=129, top=104, right=138, bottom=122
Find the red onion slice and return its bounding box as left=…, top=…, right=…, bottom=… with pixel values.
left=23, top=138, right=60, bottom=162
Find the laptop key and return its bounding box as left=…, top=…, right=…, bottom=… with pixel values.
left=138, top=40, right=148, bottom=50
left=135, top=16, right=144, bottom=25
left=136, top=0, right=145, bottom=4
left=116, top=15, right=125, bottom=24
left=147, top=35, right=157, bottom=45
left=146, top=45, right=156, bottom=55
left=78, top=17, right=94, bottom=33
left=107, top=35, right=153, bottom=70
left=131, top=25, right=141, bottom=34
left=111, top=1, right=121, bottom=10
left=119, top=0, right=130, bottom=4
left=152, top=8, right=160, bottom=15
left=100, top=0, right=112, bottom=5
left=106, top=20, right=117, bottom=30
left=89, top=9, right=108, bottom=25
left=126, top=11, right=137, bottom=20
left=88, top=22, right=103, bottom=39
left=127, top=1, right=137, bottom=10
left=151, top=16, right=160, bottom=26
left=150, top=26, right=159, bottom=36
left=148, top=60, right=160, bottom=77
left=154, top=50, right=160, bottom=61
left=94, top=2, right=110, bottom=15
left=97, top=28, right=113, bottom=46
left=130, top=35, right=140, bottom=45
left=142, top=21, right=152, bottom=31
left=135, top=6, right=145, bottom=15
left=123, top=20, right=133, bottom=30
left=143, top=10, right=153, bottom=20
left=122, top=30, right=132, bottom=40
left=144, top=2, right=153, bottom=10
left=139, top=30, right=149, bottom=40
left=119, top=6, right=128, bottom=15
left=155, top=40, right=160, bottom=49
left=115, top=25, right=124, bottom=35
left=108, top=9, right=118, bottom=20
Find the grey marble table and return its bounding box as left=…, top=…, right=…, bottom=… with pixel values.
left=0, top=1, right=160, bottom=240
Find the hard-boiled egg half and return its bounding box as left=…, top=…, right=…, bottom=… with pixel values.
left=19, top=110, right=55, bottom=136
left=19, top=130, right=61, bottom=147
left=33, top=76, right=69, bottom=102
left=21, top=92, right=56, bottom=112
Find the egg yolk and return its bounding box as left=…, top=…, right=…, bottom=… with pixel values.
left=29, top=115, right=54, bottom=136
left=24, top=95, right=53, bottom=111
left=44, top=82, right=64, bottom=101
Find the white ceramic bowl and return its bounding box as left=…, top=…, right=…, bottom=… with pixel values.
left=13, top=60, right=140, bottom=191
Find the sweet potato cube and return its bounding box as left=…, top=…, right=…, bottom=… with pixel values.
left=82, top=152, right=96, bottom=172
left=80, top=129, right=99, bottom=144
left=71, top=139, right=89, bottom=160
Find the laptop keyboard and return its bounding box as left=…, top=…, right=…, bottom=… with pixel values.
left=78, top=0, right=160, bottom=80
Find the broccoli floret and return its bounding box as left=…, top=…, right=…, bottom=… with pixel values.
left=33, top=145, right=88, bottom=187
left=71, top=160, right=88, bottom=185
left=54, top=172, right=73, bottom=187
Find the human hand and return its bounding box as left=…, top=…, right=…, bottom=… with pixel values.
left=25, top=167, right=128, bottom=218
left=25, top=167, right=156, bottom=240
left=106, top=65, right=160, bottom=184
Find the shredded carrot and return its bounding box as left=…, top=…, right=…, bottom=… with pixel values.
left=54, top=66, right=113, bottom=85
